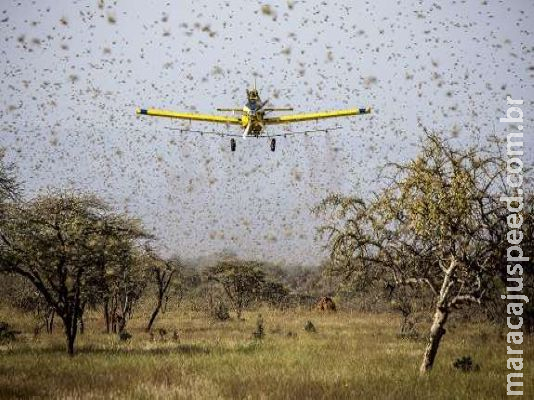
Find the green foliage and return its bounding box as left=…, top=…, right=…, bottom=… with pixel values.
left=0, top=148, right=19, bottom=203
left=317, top=131, right=518, bottom=372
left=260, top=280, right=289, bottom=307
left=206, top=260, right=265, bottom=319
left=0, top=192, right=150, bottom=353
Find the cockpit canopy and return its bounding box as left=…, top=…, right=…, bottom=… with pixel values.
left=246, top=89, right=260, bottom=112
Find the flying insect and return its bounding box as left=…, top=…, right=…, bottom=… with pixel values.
left=136, top=84, right=371, bottom=152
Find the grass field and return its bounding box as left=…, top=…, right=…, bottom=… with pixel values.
left=0, top=305, right=531, bottom=399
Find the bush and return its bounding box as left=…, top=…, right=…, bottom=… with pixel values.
left=453, top=356, right=480, bottom=372
left=261, top=281, right=289, bottom=308
left=396, top=319, right=421, bottom=341
left=212, top=301, right=230, bottom=321
left=119, top=331, right=132, bottom=341
left=304, top=320, right=316, bottom=333
left=252, top=314, right=264, bottom=339
left=0, top=321, right=20, bottom=343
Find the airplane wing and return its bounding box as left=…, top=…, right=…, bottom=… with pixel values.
left=167, top=127, right=243, bottom=137
left=265, top=126, right=344, bottom=137
left=264, top=107, right=371, bottom=124
left=136, top=108, right=242, bottom=125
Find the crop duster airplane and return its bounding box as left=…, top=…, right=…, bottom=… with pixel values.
left=136, top=84, right=371, bottom=152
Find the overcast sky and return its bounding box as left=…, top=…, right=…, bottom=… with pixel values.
left=1, top=0, right=533, bottom=265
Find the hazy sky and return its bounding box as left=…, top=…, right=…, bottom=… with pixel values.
left=1, top=0, right=533, bottom=265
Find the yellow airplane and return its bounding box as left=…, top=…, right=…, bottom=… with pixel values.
left=136, top=84, right=371, bottom=152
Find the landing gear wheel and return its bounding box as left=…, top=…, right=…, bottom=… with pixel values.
left=270, top=138, right=276, bottom=152
left=230, top=138, right=236, bottom=152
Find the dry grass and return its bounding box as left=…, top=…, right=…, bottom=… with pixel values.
left=0, top=305, right=531, bottom=399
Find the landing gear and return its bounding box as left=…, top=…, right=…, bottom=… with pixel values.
left=230, top=138, right=236, bottom=152
left=270, top=138, right=276, bottom=152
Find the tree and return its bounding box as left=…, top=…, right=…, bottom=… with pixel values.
left=0, top=275, right=56, bottom=334
left=146, top=252, right=182, bottom=332
left=0, top=148, right=19, bottom=204
left=1, top=194, right=109, bottom=354
left=484, top=194, right=534, bottom=332
left=318, top=132, right=513, bottom=373
left=0, top=193, right=148, bottom=354
left=0, top=148, right=19, bottom=264
left=93, top=215, right=150, bottom=334
left=260, top=279, right=289, bottom=308
left=206, top=259, right=265, bottom=319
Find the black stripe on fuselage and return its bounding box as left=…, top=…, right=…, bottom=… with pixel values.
left=140, top=109, right=148, bottom=115
left=359, top=108, right=368, bottom=114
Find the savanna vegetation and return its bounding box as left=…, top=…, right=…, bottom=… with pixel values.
left=0, top=134, right=532, bottom=399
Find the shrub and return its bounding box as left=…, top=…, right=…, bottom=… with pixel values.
left=453, top=356, right=480, bottom=372
left=0, top=321, right=19, bottom=343
left=119, top=331, right=132, bottom=341
left=304, top=320, right=316, bottom=333
left=252, top=314, right=264, bottom=340
left=396, top=319, right=421, bottom=341
left=212, top=301, right=230, bottom=321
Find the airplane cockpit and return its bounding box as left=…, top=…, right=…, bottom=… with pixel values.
left=246, top=89, right=260, bottom=115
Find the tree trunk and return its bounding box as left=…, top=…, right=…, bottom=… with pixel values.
left=146, top=300, right=162, bottom=332
left=46, top=309, right=55, bottom=334
left=110, top=298, right=118, bottom=333
left=419, top=257, right=457, bottom=374
left=49, top=310, right=55, bottom=334
left=67, top=331, right=76, bottom=356
left=79, top=303, right=86, bottom=334
left=64, top=314, right=78, bottom=356
left=420, top=306, right=449, bottom=373
left=103, top=300, right=109, bottom=333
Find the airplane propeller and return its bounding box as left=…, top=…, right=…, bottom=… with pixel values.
left=243, top=121, right=251, bottom=138
left=258, top=99, right=270, bottom=112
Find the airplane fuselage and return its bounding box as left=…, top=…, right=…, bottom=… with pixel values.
left=241, top=92, right=265, bottom=136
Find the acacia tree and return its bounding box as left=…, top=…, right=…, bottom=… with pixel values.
left=145, top=252, right=182, bottom=332
left=93, top=216, right=150, bottom=334
left=0, top=194, right=111, bottom=354
left=104, top=247, right=148, bottom=334
left=206, top=259, right=265, bottom=319
left=0, top=193, right=148, bottom=353
left=0, top=149, right=19, bottom=253
left=318, top=133, right=512, bottom=373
